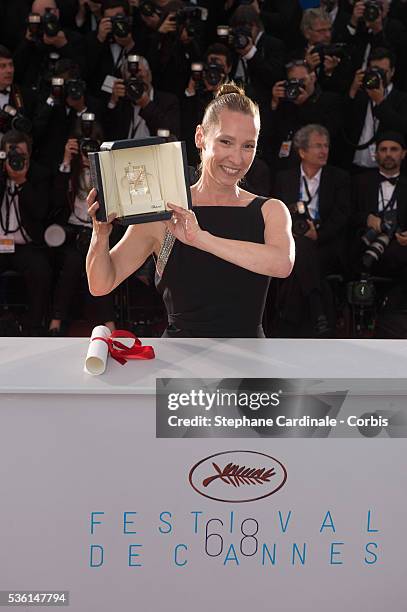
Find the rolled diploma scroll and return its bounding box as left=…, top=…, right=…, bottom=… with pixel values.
left=84, top=325, right=135, bottom=375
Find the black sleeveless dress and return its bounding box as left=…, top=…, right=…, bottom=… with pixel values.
left=156, top=196, right=270, bottom=338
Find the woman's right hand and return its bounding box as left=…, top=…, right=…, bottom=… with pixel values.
left=87, top=188, right=117, bottom=239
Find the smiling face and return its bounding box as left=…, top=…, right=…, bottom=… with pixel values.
left=196, top=109, right=259, bottom=187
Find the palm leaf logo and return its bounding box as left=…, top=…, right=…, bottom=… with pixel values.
left=202, top=462, right=275, bottom=488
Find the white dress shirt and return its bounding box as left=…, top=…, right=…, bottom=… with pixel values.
left=300, top=166, right=322, bottom=220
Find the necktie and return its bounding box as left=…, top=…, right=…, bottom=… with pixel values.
left=379, top=174, right=399, bottom=186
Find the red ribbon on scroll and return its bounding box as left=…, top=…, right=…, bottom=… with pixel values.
left=93, top=330, right=155, bottom=365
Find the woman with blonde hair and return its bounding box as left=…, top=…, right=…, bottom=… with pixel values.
left=86, top=83, right=294, bottom=337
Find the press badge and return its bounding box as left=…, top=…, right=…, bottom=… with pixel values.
left=279, top=140, right=292, bottom=158
left=101, top=75, right=116, bottom=94
left=0, top=237, right=15, bottom=253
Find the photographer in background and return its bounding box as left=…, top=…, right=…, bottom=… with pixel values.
left=0, top=46, right=36, bottom=145
left=104, top=54, right=180, bottom=140
left=32, top=59, right=103, bottom=173
left=228, top=5, right=285, bottom=104
left=351, top=131, right=407, bottom=280
left=297, top=8, right=354, bottom=93
left=13, top=0, right=86, bottom=91
left=0, top=130, right=51, bottom=336
left=85, top=0, right=145, bottom=99
left=273, top=124, right=350, bottom=337
left=343, top=47, right=407, bottom=171
left=263, top=59, right=344, bottom=174
left=182, top=43, right=232, bottom=164
left=145, top=1, right=204, bottom=100
left=46, top=117, right=116, bottom=336
left=345, top=0, right=407, bottom=89
left=181, top=42, right=271, bottom=193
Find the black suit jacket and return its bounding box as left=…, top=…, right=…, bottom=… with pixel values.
left=341, top=88, right=407, bottom=168
left=274, top=164, right=351, bottom=246
left=0, top=160, right=50, bottom=244
left=351, top=169, right=407, bottom=232
left=231, top=32, right=285, bottom=104
left=104, top=90, right=181, bottom=141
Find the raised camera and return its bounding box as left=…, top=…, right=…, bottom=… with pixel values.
left=362, top=66, right=386, bottom=90
left=110, top=14, right=131, bottom=39
left=79, top=113, right=100, bottom=157
left=51, top=77, right=65, bottom=104
left=283, top=79, right=304, bottom=101
left=311, top=43, right=348, bottom=61
left=230, top=25, right=252, bottom=51
left=124, top=55, right=146, bottom=103
left=364, top=1, right=381, bottom=22
left=139, top=0, right=161, bottom=18
left=27, top=13, right=42, bottom=41
left=7, top=145, right=26, bottom=172
left=0, top=105, right=32, bottom=133
left=43, top=8, right=60, bottom=37
left=203, top=62, right=225, bottom=87
left=65, top=79, right=86, bottom=101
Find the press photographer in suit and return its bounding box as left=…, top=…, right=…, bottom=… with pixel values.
left=0, top=45, right=36, bottom=145
left=104, top=54, right=180, bottom=140
left=351, top=131, right=407, bottom=280
left=274, top=124, right=351, bottom=336
left=0, top=130, right=51, bottom=335
left=343, top=47, right=407, bottom=172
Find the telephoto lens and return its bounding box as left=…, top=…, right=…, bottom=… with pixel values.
left=65, top=79, right=86, bottom=100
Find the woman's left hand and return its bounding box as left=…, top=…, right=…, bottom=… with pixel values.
left=166, top=203, right=203, bottom=246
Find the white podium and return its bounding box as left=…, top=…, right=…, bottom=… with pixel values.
left=0, top=338, right=405, bottom=612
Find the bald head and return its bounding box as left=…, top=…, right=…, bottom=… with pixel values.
left=31, top=0, right=58, bottom=16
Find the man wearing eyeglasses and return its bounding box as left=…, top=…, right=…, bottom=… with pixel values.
left=298, top=8, right=354, bottom=93
left=273, top=123, right=350, bottom=337
left=262, top=58, right=344, bottom=174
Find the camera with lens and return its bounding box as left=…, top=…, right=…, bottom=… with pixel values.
left=229, top=25, right=252, bottom=51
left=362, top=66, right=386, bottom=90
left=216, top=25, right=230, bottom=44
left=364, top=0, right=381, bottom=22
left=124, top=55, right=146, bottom=103
left=109, top=14, right=131, bottom=39
left=65, top=79, right=86, bottom=101
left=27, top=13, right=43, bottom=42
left=203, top=62, right=225, bottom=87
left=0, top=105, right=32, bottom=134
left=283, top=79, right=304, bottom=101
left=6, top=144, right=26, bottom=173
left=79, top=113, right=100, bottom=157
left=50, top=77, right=65, bottom=104
left=347, top=274, right=376, bottom=306
left=174, top=6, right=204, bottom=36
left=361, top=211, right=400, bottom=269
left=311, top=42, right=348, bottom=61
left=43, top=8, right=60, bottom=37
left=139, top=0, right=161, bottom=18
left=289, top=201, right=313, bottom=236
left=191, top=62, right=206, bottom=93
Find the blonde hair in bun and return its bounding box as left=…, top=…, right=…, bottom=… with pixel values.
left=202, top=80, right=260, bottom=134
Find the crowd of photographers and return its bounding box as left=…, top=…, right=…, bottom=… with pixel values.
left=1, top=0, right=407, bottom=337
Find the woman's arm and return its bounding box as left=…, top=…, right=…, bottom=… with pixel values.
left=86, top=188, right=163, bottom=296
left=167, top=199, right=295, bottom=278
